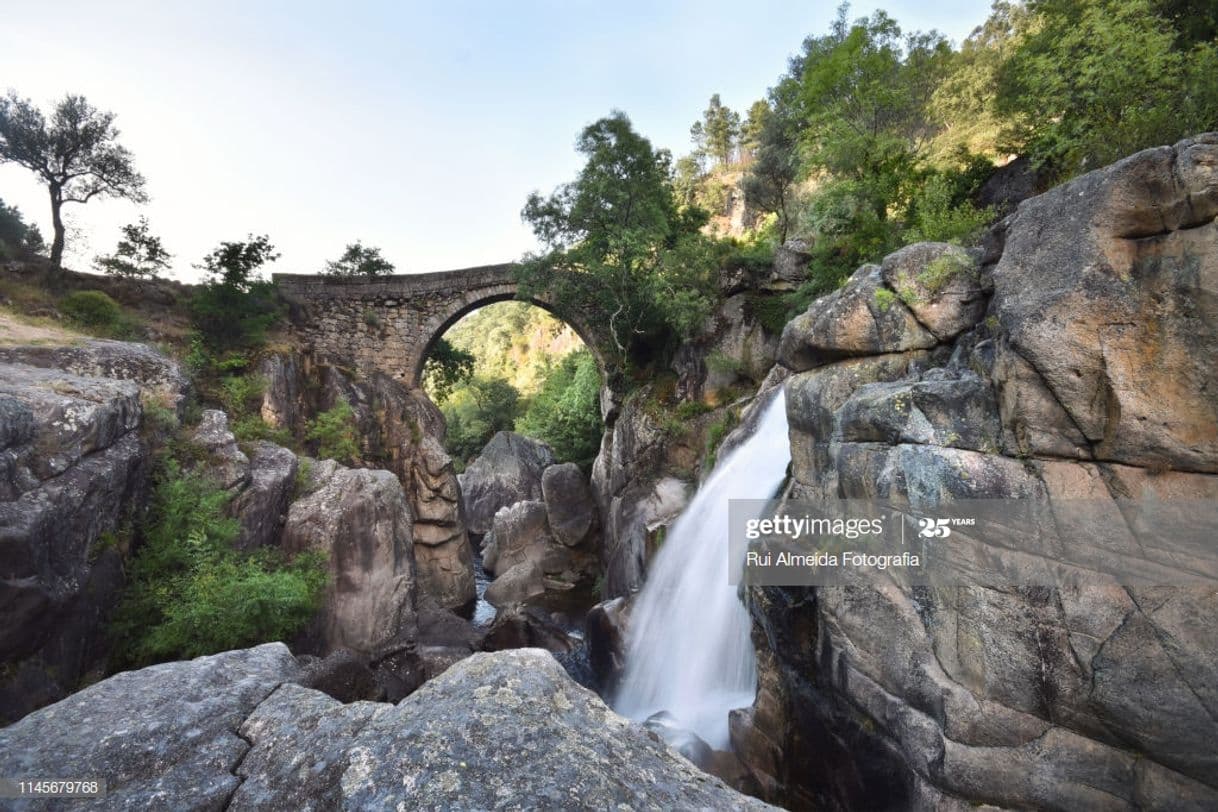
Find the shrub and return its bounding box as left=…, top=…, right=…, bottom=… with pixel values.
left=110, top=460, right=326, bottom=666
left=306, top=398, right=360, bottom=464
left=873, top=287, right=898, bottom=313
left=514, top=350, right=602, bottom=466
left=704, top=409, right=739, bottom=470
left=705, top=351, right=745, bottom=377
left=59, top=290, right=121, bottom=328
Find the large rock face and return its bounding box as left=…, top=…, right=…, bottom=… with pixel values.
left=282, top=459, right=417, bottom=655
left=0, top=644, right=300, bottom=811
left=0, top=362, right=149, bottom=723
left=231, top=649, right=772, bottom=810
left=750, top=134, right=1218, bottom=809
left=260, top=355, right=474, bottom=611
left=458, top=431, right=555, bottom=535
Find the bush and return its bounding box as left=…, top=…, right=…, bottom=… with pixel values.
left=58, top=290, right=137, bottom=337
left=305, top=397, right=360, bottom=464
left=189, top=280, right=281, bottom=352
left=515, top=350, right=602, bottom=466
left=110, top=459, right=326, bottom=666
left=441, top=377, right=522, bottom=467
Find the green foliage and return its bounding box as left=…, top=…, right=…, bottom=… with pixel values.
left=306, top=397, right=360, bottom=464
left=744, top=292, right=794, bottom=335
left=59, top=290, right=138, bottom=337
left=691, top=93, right=741, bottom=166
left=93, top=216, right=171, bottom=278
left=704, top=409, right=739, bottom=471
left=675, top=400, right=713, bottom=420
left=873, top=287, right=898, bottom=312
left=517, top=111, right=717, bottom=369
left=293, top=458, right=314, bottom=499
left=0, top=197, right=44, bottom=258
left=59, top=289, right=122, bottom=327
left=421, top=337, right=475, bottom=402
left=0, top=92, right=147, bottom=268
left=706, top=351, right=745, bottom=377
left=903, top=173, right=993, bottom=244
left=438, top=302, right=585, bottom=395
left=742, top=107, right=800, bottom=242
left=996, top=0, right=1218, bottom=177
left=190, top=235, right=282, bottom=352
left=918, top=252, right=975, bottom=296
left=441, top=376, right=522, bottom=466
left=111, top=459, right=325, bottom=667
left=515, top=350, right=602, bottom=466
left=323, top=241, right=395, bottom=277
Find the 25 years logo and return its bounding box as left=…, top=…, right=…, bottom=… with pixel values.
left=918, top=517, right=952, bottom=538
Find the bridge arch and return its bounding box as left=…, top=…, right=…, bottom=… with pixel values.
left=274, top=264, right=613, bottom=391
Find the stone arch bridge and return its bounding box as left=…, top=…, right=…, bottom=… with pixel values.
left=274, top=264, right=614, bottom=387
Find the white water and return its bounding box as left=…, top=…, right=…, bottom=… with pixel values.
left=614, top=389, right=790, bottom=749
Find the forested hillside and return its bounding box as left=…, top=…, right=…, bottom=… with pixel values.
left=425, top=302, right=601, bottom=468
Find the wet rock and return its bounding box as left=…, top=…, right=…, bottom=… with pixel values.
left=458, top=431, right=555, bottom=535
left=282, top=459, right=416, bottom=655
left=481, top=607, right=574, bottom=653
left=541, top=462, right=596, bottom=546
left=644, top=711, right=714, bottom=768
left=586, top=595, right=632, bottom=694
left=230, top=649, right=773, bottom=810
left=484, top=559, right=545, bottom=609
left=228, top=440, right=297, bottom=550
left=190, top=409, right=249, bottom=490
left=0, top=644, right=300, bottom=810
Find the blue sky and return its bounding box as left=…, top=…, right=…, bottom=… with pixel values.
left=0, top=1, right=993, bottom=282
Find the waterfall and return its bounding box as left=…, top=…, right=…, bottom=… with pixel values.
left=614, top=389, right=790, bottom=750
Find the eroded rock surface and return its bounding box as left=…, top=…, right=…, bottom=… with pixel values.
left=458, top=431, right=554, bottom=535
left=0, top=362, right=149, bottom=723
left=0, top=644, right=300, bottom=811
left=282, top=459, right=416, bottom=655
left=233, top=649, right=774, bottom=810
left=259, top=357, right=474, bottom=611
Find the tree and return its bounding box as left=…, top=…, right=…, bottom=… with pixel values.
left=743, top=112, right=800, bottom=242
left=927, top=2, right=1031, bottom=162
left=190, top=235, right=281, bottom=351
left=518, top=111, right=716, bottom=369
left=94, top=216, right=171, bottom=278
left=996, top=0, right=1218, bottom=176
left=692, top=94, right=741, bottom=166
left=515, top=349, right=602, bottom=466
left=0, top=92, right=147, bottom=270
left=0, top=198, right=45, bottom=259
left=422, top=337, right=475, bottom=402
left=740, top=99, right=772, bottom=160
left=322, top=241, right=395, bottom=277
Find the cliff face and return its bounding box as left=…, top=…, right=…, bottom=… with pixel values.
left=258, top=353, right=475, bottom=612
left=736, top=134, right=1218, bottom=808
